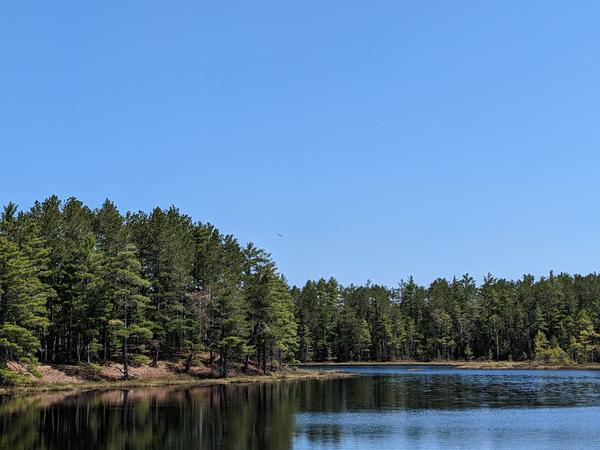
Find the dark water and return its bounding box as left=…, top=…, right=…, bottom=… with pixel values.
left=2, top=366, right=600, bottom=449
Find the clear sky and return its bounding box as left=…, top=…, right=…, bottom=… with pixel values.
left=1, top=1, right=599, bottom=288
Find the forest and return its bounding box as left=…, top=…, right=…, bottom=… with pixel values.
left=1, top=197, right=599, bottom=383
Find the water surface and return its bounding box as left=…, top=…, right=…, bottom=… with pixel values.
left=2, top=365, right=600, bottom=449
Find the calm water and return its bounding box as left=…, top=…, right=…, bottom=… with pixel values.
left=2, top=366, right=600, bottom=449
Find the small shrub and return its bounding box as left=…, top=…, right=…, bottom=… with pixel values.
left=130, top=354, right=151, bottom=367
left=0, top=367, right=28, bottom=386
left=26, top=365, right=43, bottom=379
left=80, top=363, right=104, bottom=376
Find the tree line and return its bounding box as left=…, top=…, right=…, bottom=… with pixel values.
left=294, top=274, right=600, bottom=364
left=1, top=197, right=599, bottom=382
left=0, top=197, right=296, bottom=380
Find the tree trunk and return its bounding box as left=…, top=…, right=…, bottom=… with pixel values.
left=151, top=346, right=158, bottom=367
left=122, top=304, right=129, bottom=380
left=76, top=333, right=81, bottom=364
left=220, top=350, right=227, bottom=377
left=184, top=352, right=193, bottom=374
left=53, top=334, right=58, bottom=363
left=261, top=344, right=267, bottom=374
left=495, top=327, right=500, bottom=361
left=256, top=341, right=261, bottom=371
left=103, top=326, right=108, bottom=364
left=122, top=337, right=129, bottom=380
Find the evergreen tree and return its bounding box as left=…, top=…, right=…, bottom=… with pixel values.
left=244, top=244, right=277, bottom=372
left=0, top=236, right=48, bottom=366
left=265, top=276, right=298, bottom=367
left=534, top=330, right=550, bottom=363
left=104, top=245, right=152, bottom=379
left=578, top=310, right=599, bottom=362
left=127, top=207, right=195, bottom=363
left=209, top=275, right=250, bottom=377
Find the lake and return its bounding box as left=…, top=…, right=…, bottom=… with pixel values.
left=2, top=365, right=600, bottom=449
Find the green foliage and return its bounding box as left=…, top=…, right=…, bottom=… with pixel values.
left=0, top=217, right=49, bottom=366
left=535, top=331, right=570, bottom=364
left=0, top=367, right=28, bottom=386
left=0, top=324, right=40, bottom=362
left=578, top=310, right=600, bottom=362
left=464, top=343, right=474, bottom=360
left=130, top=354, right=151, bottom=367
left=265, top=276, right=298, bottom=366
left=293, top=272, right=600, bottom=364
left=534, top=331, right=550, bottom=363
left=127, top=207, right=195, bottom=360
left=209, top=275, right=250, bottom=376
left=2, top=195, right=600, bottom=382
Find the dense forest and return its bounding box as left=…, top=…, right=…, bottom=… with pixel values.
left=1, top=197, right=599, bottom=382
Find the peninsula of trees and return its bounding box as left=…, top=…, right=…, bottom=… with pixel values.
left=1, top=197, right=599, bottom=383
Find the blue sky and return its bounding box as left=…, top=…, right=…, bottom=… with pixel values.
left=1, top=1, right=599, bottom=287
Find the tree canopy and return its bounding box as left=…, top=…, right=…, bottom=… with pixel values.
left=1, top=196, right=600, bottom=382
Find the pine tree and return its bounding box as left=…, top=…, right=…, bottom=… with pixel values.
left=103, top=245, right=152, bottom=379
left=209, top=276, right=250, bottom=377
left=127, top=207, right=195, bottom=364
left=1, top=203, right=54, bottom=362
left=94, top=199, right=127, bottom=255
left=335, top=305, right=371, bottom=361
left=578, top=310, right=599, bottom=363
left=265, top=276, right=298, bottom=368
left=568, top=335, right=582, bottom=363
left=0, top=236, right=48, bottom=366
left=293, top=281, right=318, bottom=362
left=244, top=244, right=276, bottom=373
left=313, top=278, right=340, bottom=361
left=190, top=223, right=246, bottom=369
left=534, top=330, right=550, bottom=363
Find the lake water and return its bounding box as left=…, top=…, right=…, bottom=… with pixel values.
left=1, top=365, right=600, bottom=449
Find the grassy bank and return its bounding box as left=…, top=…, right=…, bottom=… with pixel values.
left=298, top=360, right=600, bottom=370
left=0, top=362, right=352, bottom=396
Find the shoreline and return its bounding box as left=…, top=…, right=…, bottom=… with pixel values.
left=298, top=360, right=600, bottom=370
left=0, top=368, right=352, bottom=396
left=5, top=359, right=600, bottom=395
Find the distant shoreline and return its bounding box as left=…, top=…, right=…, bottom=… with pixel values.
left=298, top=360, right=600, bottom=370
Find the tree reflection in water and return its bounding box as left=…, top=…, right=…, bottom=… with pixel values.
left=0, top=382, right=301, bottom=450
left=2, top=371, right=600, bottom=449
